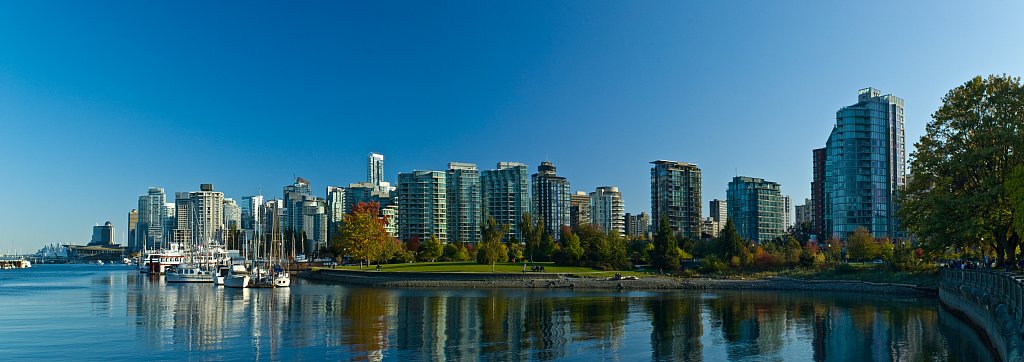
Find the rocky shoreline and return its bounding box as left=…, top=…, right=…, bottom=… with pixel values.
left=299, top=269, right=937, bottom=297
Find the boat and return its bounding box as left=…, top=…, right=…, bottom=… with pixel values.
left=165, top=264, right=215, bottom=283
left=223, top=264, right=250, bottom=288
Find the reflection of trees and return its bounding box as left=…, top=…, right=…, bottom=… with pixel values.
left=479, top=292, right=510, bottom=354
left=567, top=296, right=629, bottom=345
left=342, top=287, right=393, bottom=361
left=647, top=294, right=702, bottom=361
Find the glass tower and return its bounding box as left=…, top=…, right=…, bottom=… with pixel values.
left=480, top=162, right=529, bottom=241
left=727, top=176, right=785, bottom=243
left=446, top=162, right=481, bottom=244
left=824, top=88, right=906, bottom=239
left=531, top=161, right=571, bottom=239
left=650, top=160, right=702, bottom=239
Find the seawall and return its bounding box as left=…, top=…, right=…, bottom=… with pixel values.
left=940, top=269, right=1024, bottom=362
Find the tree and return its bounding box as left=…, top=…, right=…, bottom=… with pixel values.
left=901, top=75, right=1024, bottom=267
left=716, top=219, right=751, bottom=267
left=845, top=227, right=879, bottom=261
left=561, top=229, right=584, bottom=265
left=334, top=202, right=395, bottom=267
left=418, top=234, right=443, bottom=262
left=476, top=217, right=510, bottom=271
left=652, top=216, right=682, bottom=271
left=521, top=213, right=540, bottom=262
left=406, top=235, right=421, bottom=253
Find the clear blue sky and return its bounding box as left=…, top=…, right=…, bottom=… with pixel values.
left=1, top=1, right=1022, bottom=251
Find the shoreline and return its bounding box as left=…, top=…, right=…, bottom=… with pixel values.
left=299, top=269, right=937, bottom=297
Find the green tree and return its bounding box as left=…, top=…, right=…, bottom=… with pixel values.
left=652, top=216, right=682, bottom=271
left=521, top=213, right=540, bottom=262
left=901, top=75, right=1024, bottom=267
left=845, top=227, right=879, bottom=261
left=562, top=229, right=584, bottom=265
left=418, top=234, right=443, bottom=262
left=476, top=217, right=510, bottom=271
left=716, top=219, right=751, bottom=267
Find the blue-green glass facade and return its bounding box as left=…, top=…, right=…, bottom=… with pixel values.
left=824, top=88, right=906, bottom=240
left=726, top=176, right=785, bottom=243
left=480, top=162, right=529, bottom=241
left=650, top=160, right=702, bottom=239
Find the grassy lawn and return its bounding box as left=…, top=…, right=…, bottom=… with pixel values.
left=328, top=261, right=605, bottom=274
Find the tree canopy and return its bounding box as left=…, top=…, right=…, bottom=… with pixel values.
left=900, top=75, right=1024, bottom=266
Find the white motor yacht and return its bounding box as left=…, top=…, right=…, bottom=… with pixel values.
left=165, top=265, right=214, bottom=283
left=223, top=264, right=250, bottom=288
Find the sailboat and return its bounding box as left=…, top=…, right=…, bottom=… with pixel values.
left=166, top=203, right=216, bottom=283
left=251, top=205, right=290, bottom=288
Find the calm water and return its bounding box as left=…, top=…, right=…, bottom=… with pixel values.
left=0, top=265, right=994, bottom=361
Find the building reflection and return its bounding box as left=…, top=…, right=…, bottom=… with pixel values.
left=121, top=278, right=990, bottom=361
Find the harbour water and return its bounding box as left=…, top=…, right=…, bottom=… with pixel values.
left=0, top=265, right=995, bottom=361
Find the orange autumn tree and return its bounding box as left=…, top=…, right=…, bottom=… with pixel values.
left=334, top=202, right=399, bottom=267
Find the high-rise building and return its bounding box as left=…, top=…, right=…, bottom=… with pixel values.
left=382, top=204, right=399, bottom=238
left=569, top=191, right=590, bottom=230
left=446, top=162, right=481, bottom=244
left=709, top=199, right=728, bottom=223
left=480, top=162, right=529, bottom=241
left=824, top=88, right=906, bottom=239
left=590, top=186, right=625, bottom=236
left=531, top=161, right=570, bottom=239
left=241, top=195, right=263, bottom=231
left=727, top=176, right=786, bottom=243
left=795, top=198, right=813, bottom=227
left=137, top=187, right=168, bottom=251
left=223, top=198, right=242, bottom=231
left=624, top=212, right=650, bottom=239
left=89, top=221, right=115, bottom=246
left=283, top=177, right=313, bottom=235
left=172, top=184, right=226, bottom=246
left=345, top=182, right=395, bottom=213
left=368, top=152, right=385, bottom=185
left=812, top=147, right=826, bottom=237
left=398, top=170, right=447, bottom=242
left=301, top=198, right=328, bottom=255
left=127, top=209, right=139, bottom=251
left=650, top=160, right=702, bottom=239
left=783, top=195, right=792, bottom=230
left=326, top=186, right=345, bottom=243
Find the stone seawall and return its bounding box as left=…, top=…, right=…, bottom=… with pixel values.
left=300, top=269, right=934, bottom=295
left=940, top=269, right=1024, bottom=362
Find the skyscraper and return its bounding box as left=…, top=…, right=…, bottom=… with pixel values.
left=368, top=152, right=385, bottom=185
left=241, top=195, right=264, bottom=232
left=569, top=191, right=590, bottom=230
left=650, top=160, right=702, bottom=239
left=783, top=195, right=792, bottom=230
left=398, top=170, right=447, bottom=242
left=325, top=186, right=345, bottom=243
left=446, top=162, right=481, bottom=244
left=127, top=209, right=139, bottom=251
left=223, top=198, right=241, bottom=231
left=812, top=147, right=826, bottom=236
left=727, top=176, right=786, bottom=243
left=137, top=187, right=167, bottom=250
left=824, top=88, right=906, bottom=239
left=624, top=212, right=650, bottom=238
left=531, top=161, right=571, bottom=239
left=480, top=162, right=529, bottom=241
left=795, top=198, right=813, bottom=227
left=283, top=177, right=313, bottom=236
left=709, top=199, right=728, bottom=223
left=590, top=186, right=625, bottom=236
left=89, top=221, right=115, bottom=246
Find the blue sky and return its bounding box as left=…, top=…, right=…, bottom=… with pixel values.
left=1, top=1, right=1022, bottom=251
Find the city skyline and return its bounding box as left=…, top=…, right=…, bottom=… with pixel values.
left=2, top=1, right=1024, bottom=249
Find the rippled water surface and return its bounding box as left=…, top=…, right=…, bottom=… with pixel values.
left=0, top=265, right=996, bottom=361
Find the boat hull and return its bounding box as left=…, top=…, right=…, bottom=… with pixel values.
left=224, top=275, right=250, bottom=288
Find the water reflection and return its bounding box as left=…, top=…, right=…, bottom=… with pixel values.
left=1, top=267, right=993, bottom=361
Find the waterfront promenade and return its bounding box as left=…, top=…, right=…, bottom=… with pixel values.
left=941, top=269, right=1024, bottom=362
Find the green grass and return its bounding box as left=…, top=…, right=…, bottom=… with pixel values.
left=327, top=261, right=605, bottom=274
